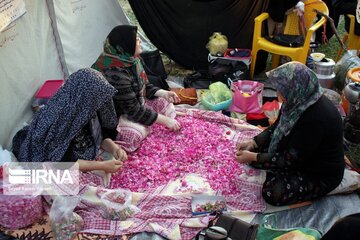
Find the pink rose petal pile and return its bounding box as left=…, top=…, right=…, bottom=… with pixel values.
left=111, top=115, right=258, bottom=196
left=0, top=194, right=43, bottom=229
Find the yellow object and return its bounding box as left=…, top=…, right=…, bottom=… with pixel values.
left=336, top=14, right=360, bottom=62
left=206, top=32, right=228, bottom=56
left=250, top=0, right=329, bottom=78
left=310, top=52, right=325, bottom=62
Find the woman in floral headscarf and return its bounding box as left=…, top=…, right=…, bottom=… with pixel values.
left=14, top=68, right=127, bottom=173
left=235, top=62, right=344, bottom=206
left=92, top=25, right=181, bottom=152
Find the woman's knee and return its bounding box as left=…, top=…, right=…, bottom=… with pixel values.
left=262, top=179, right=289, bottom=206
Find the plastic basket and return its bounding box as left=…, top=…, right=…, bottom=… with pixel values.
left=223, top=48, right=252, bottom=66
left=35, top=80, right=64, bottom=98
left=208, top=53, right=251, bottom=68
left=201, top=91, right=232, bottom=111
left=32, top=80, right=64, bottom=111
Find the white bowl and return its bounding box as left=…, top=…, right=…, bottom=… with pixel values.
left=311, top=52, right=325, bottom=62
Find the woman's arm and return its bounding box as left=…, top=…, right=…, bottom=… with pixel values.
left=252, top=117, right=324, bottom=170
left=105, top=68, right=158, bottom=126
left=253, top=117, right=279, bottom=151
left=154, top=89, right=181, bottom=103
left=101, top=138, right=127, bottom=161
left=77, top=159, right=123, bottom=173
left=145, top=82, right=160, bottom=99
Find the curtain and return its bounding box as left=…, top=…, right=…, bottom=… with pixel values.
left=129, top=0, right=269, bottom=70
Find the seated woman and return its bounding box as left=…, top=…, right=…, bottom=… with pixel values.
left=267, top=0, right=305, bottom=35
left=92, top=25, right=181, bottom=152
left=235, top=62, right=345, bottom=206
left=13, top=68, right=127, bottom=173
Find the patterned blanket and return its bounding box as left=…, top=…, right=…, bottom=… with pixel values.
left=78, top=109, right=265, bottom=240
left=1, top=109, right=266, bottom=240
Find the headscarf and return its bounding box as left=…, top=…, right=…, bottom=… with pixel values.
left=92, top=25, right=148, bottom=85
left=267, top=61, right=322, bottom=152
left=16, top=68, right=118, bottom=162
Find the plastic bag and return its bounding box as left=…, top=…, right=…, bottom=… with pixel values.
left=334, top=50, right=360, bottom=91
left=208, top=82, right=232, bottom=103
left=98, top=188, right=140, bottom=220
left=229, top=80, right=264, bottom=114
left=256, top=215, right=322, bottom=240
left=262, top=100, right=280, bottom=124
left=0, top=180, right=43, bottom=229
left=206, top=32, right=228, bottom=56
left=0, top=145, right=16, bottom=165
left=208, top=58, right=250, bottom=85
left=201, top=82, right=232, bottom=111
left=49, top=196, right=83, bottom=240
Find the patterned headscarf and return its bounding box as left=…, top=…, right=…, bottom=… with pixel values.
left=92, top=25, right=148, bottom=84
left=16, top=68, right=118, bottom=162
left=267, top=61, right=322, bottom=152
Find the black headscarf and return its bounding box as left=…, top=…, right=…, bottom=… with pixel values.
left=108, top=25, right=137, bottom=55
left=92, top=25, right=148, bottom=85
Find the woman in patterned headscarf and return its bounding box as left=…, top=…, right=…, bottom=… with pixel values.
left=14, top=68, right=127, bottom=173
left=235, top=62, right=344, bottom=206
left=92, top=25, right=181, bottom=152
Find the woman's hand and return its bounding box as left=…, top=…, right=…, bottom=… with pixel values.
left=236, top=139, right=257, bottom=151
left=235, top=150, right=257, bottom=164
left=156, top=114, right=181, bottom=131
left=101, top=138, right=127, bottom=159
left=112, top=147, right=128, bottom=161
left=101, top=159, right=123, bottom=173
left=164, top=117, right=181, bottom=131
left=155, top=89, right=181, bottom=103
left=294, top=1, right=305, bottom=16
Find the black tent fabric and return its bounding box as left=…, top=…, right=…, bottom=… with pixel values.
left=129, top=0, right=269, bottom=70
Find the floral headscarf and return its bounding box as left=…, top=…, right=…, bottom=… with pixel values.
left=267, top=61, right=322, bottom=152
left=16, top=68, right=118, bottom=162
left=92, top=25, right=148, bottom=84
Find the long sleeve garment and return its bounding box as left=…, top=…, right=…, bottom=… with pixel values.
left=103, top=66, right=160, bottom=126
left=253, top=96, right=345, bottom=193
left=267, top=0, right=299, bottom=22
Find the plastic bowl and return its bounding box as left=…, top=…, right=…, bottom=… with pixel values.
left=201, top=92, right=232, bottom=111
left=310, top=52, right=325, bottom=62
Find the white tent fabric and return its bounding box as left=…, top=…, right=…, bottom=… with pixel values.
left=0, top=0, right=129, bottom=148
left=0, top=0, right=63, bottom=149
left=51, top=0, right=129, bottom=74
